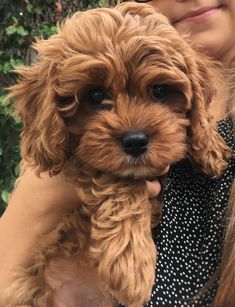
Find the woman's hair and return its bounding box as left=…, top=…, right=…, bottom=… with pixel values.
left=213, top=68, right=235, bottom=306
left=214, top=180, right=235, bottom=306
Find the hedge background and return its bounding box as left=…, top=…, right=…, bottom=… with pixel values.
left=0, top=0, right=116, bottom=215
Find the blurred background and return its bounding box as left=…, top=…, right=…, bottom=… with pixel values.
left=0, top=0, right=116, bottom=215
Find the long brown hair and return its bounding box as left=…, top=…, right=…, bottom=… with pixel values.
left=214, top=180, right=235, bottom=306
left=213, top=70, right=235, bottom=306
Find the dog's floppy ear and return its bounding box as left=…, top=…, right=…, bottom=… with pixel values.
left=8, top=44, right=69, bottom=176
left=185, top=50, right=231, bottom=176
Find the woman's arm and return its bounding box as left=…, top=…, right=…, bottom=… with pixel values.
left=0, top=167, right=79, bottom=302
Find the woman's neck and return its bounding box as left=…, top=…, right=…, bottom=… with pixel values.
left=208, top=87, right=229, bottom=122
left=218, top=46, right=235, bottom=69
left=211, top=47, right=235, bottom=120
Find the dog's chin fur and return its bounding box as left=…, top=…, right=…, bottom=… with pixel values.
left=3, top=2, right=232, bottom=307
left=113, top=166, right=163, bottom=179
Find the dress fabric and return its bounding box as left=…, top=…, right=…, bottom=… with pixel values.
left=146, top=117, right=235, bottom=307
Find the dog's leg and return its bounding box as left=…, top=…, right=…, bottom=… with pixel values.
left=89, top=179, right=157, bottom=307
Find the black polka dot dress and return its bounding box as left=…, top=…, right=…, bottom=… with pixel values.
left=146, top=117, right=235, bottom=306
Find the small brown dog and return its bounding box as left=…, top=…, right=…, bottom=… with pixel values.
left=2, top=3, right=231, bottom=307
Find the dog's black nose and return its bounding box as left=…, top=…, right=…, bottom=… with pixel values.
left=121, top=131, right=148, bottom=157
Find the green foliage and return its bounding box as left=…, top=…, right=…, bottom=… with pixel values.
left=0, top=0, right=109, bottom=214
left=0, top=92, right=21, bottom=215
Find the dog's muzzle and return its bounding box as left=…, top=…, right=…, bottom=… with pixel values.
left=121, top=131, right=148, bottom=157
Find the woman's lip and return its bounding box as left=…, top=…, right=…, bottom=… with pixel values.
left=174, top=6, right=221, bottom=24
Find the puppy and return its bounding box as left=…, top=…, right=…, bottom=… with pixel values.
left=2, top=3, right=231, bottom=307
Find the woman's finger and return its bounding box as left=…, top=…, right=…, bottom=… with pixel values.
left=146, top=179, right=161, bottom=199
left=146, top=165, right=170, bottom=198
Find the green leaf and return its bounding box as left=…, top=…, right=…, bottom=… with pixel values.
left=6, top=25, right=17, bottom=35
left=12, top=16, right=18, bottom=24
left=14, top=58, right=23, bottom=66
left=9, top=58, right=23, bottom=68
left=14, top=164, right=20, bottom=177
left=3, top=62, right=12, bottom=73
left=1, top=190, right=9, bottom=204
left=50, top=26, right=58, bottom=35
left=0, top=95, right=5, bottom=104
left=99, top=0, right=107, bottom=6
left=34, top=7, right=42, bottom=15
left=16, top=26, right=29, bottom=36
left=10, top=58, right=16, bottom=66
left=26, top=3, right=33, bottom=13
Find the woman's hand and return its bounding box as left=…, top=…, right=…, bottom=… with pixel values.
left=146, top=166, right=170, bottom=198
left=146, top=180, right=162, bottom=198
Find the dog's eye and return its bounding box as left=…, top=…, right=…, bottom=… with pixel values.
left=57, top=95, right=75, bottom=105
left=88, top=88, right=108, bottom=104
left=151, top=85, right=169, bottom=101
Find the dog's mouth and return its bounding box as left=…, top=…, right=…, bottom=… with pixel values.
left=113, top=165, right=167, bottom=179
left=77, top=134, right=186, bottom=179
